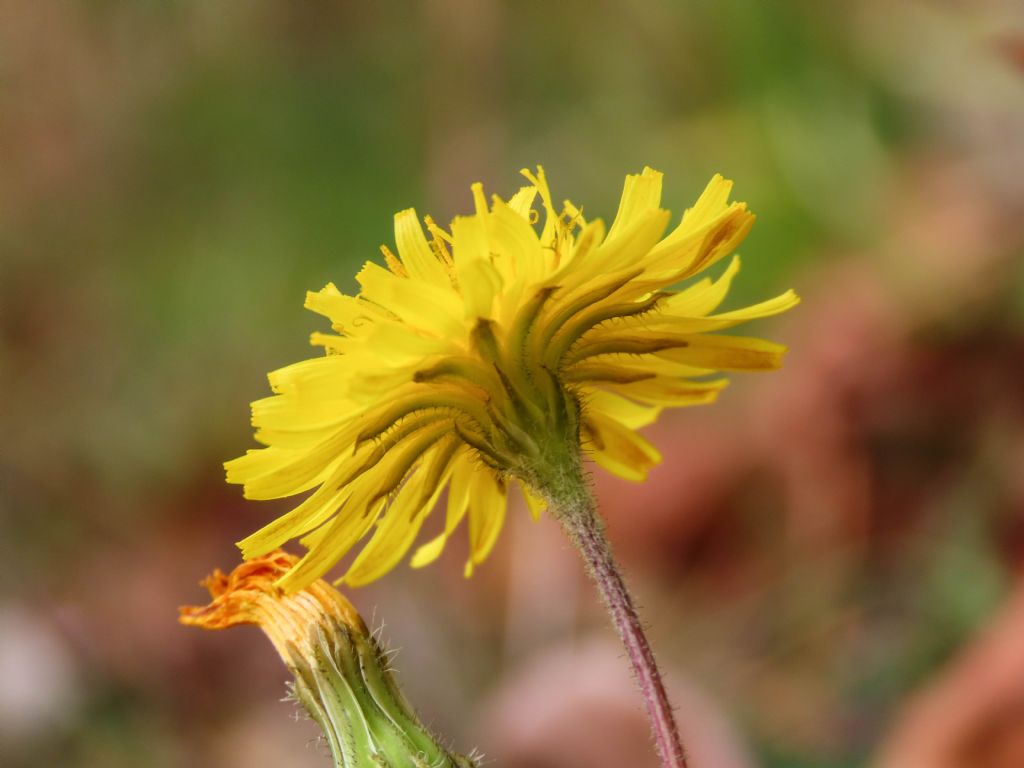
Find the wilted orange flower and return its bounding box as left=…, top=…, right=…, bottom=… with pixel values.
left=180, top=551, right=478, bottom=768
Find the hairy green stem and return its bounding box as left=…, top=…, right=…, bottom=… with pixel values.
left=550, top=479, right=689, bottom=768
left=288, top=622, right=478, bottom=768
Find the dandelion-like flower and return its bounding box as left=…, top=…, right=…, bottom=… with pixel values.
left=227, top=167, right=798, bottom=592
left=179, top=551, right=478, bottom=768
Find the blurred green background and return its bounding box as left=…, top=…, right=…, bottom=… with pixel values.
left=2, top=1, right=1023, bottom=767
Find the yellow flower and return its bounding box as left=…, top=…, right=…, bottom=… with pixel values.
left=179, top=551, right=478, bottom=768
left=226, top=167, right=798, bottom=592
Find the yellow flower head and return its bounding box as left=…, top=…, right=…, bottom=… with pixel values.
left=227, top=167, right=798, bottom=591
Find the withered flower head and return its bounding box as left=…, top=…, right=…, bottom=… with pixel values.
left=180, top=551, right=478, bottom=768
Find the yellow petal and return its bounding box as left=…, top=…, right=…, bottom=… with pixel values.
left=568, top=354, right=712, bottom=384
left=682, top=174, right=735, bottom=229
left=584, top=388, right=663, bottom=430
left=267, top=356, right=352, bottom=398
left=224, top=447, right=293, bottom=484
left=608, top=376, right=728, bottom=407
left=409, top=532, right=447, bottom=569
left=488, top=198, right=545, bottom=285
left=276, top=495, right=385, bottom=592
left=456, top=257, right=503, bottom=320
left=309, top=332, right=347, bottom=353
left=571, top=288, right=799, bottom=348
left=251, top=394, right=354, bottom=432
left=607, top=167, right=664, bottom=243
left=506, top=185, right=538, bottom=220
left=253, top=424, right=345, bottom=450
left=362, top=422, right=451, bottom=500
left=553, top=218, right=605, bottom=280
left=664, top=255, right=741, bottom=317
left=584, top=411, right=662, bottom=482
left=228, top=425, right=357, bottom=500
left=394, top=208, right=450, bottom=286
left=362, top=320, right=452, bottom=361
left=656, top=334, right=789, bottom=371
left=577, top=208, right=670, bottom=290
left=466, top=470, right=507, bottom=569
left=445, top=455, right=474, bottom=533
left=519, top=166, right=559, bottom=247
left=520, top=481, right=546, bottom=521
left=237, top=482, right=350, bottom=559
left=343, top=459, right=449, bottom=587
left=304, top=283, right=385, bottom=332
left=356, top=261, right=462, bottom=337
left=703, top=290, right=800, bottom=324
left=408, top=451, right=474, bottom=568
left=643, top=174, right=755, bottom=278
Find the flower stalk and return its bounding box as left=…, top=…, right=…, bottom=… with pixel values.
left=546, top=466, right=688, bottom=768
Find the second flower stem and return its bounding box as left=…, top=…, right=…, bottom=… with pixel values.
left=552, top=485, right=689, bottom=768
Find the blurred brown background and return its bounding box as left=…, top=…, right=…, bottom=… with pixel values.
left=2, top=1, right=1023, bottom=767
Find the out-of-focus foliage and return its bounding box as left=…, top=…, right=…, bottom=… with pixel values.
left=1, top=1, right=1022, bottom=767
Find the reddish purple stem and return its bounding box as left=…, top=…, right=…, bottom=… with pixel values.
left=557, top=495, right=689, bottom=768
